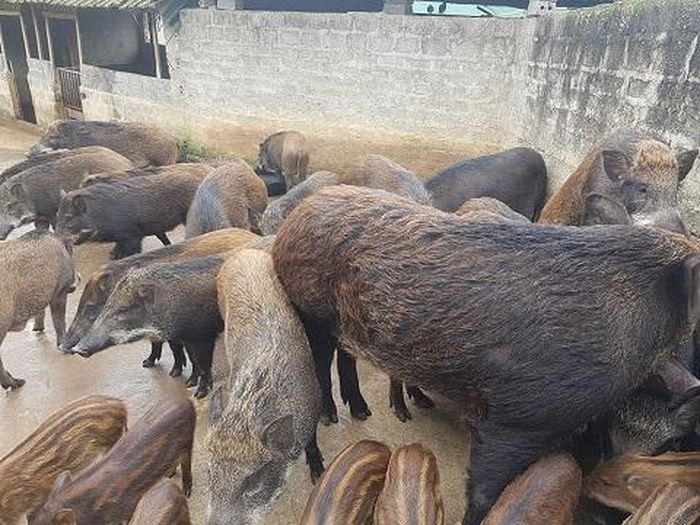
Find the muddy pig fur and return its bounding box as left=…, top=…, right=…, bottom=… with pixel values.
left=260, top=171, right=340, bottom=235
left=425, top=147, right=547, bottom=220
left=272, top=185, right=700, bottom=525
left=374, top=443, right=445, bottom=525
left=0, top=395, right=126, bottom=525
left=0, top=230, right=76, bottom=389
left=61, top=228, right=257, bottom=376
left=206, top=249, right=322, bottom=524
left=71, top=255, right=228, bottom=398
left=80, top=163, right=212, bottom=188
left=56, top=167, right=207, bottom=259
left=344, top=154, right=431, bottom=205
left=256, top=130, right=310, bottom=189
left=481, top=452, right=581, bottom=525
left=622, top=483, right=700, bottom=525
left=29, top=120, right=179, bottom=167
left=29, top=394, right=195, bottom=525
left=0, top=146, right=109, bottom=184
left=300, top=440, right=391, bottom=525
left=0, top=147, right=132, bottom=239
left=455, top=196, right=530, bottom=223
left=128, top=479, right=191, bottom=525
left=186, top=159, right=268, bottom=238
left=540, top=129, right=697, bottom=233
left=585, top=452, right=700, bottom=514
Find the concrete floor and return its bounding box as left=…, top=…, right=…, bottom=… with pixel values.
left=0, top=120, right=472, bottom=524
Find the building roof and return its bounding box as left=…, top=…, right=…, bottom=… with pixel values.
left=0, top=0, right=189, bottom=12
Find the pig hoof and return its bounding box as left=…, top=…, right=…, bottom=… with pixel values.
left=393, top=407, right=412, bottom=422
left=185, top=375, right=198, bottom=388
left=309, top=465, right=325, bottom=484
left=2, top=375, right=25, bottom=390
left=33, top=325, right=45, bottom=332
left=169, top=367, right=183, bottom=377
left=410, top=393, right=435, bottom=409
left=193, top=385, right=210, bottom=399
left=350, top=406, right=372, bottom=421
left=142, top=357, right=157, bottom=368
left=319, top=412, right=339, bottom=426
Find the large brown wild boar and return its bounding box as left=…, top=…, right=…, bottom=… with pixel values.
left=186, top=159, right=268, bottom=238
left=29, top=394, right=195, bottom=525
left=207, top=249, right=323, bottom=524
left=0, top=395, right=127, bottom=525
left=29, top=120, right=179, bottom=167
left=128, top=479, right=191, bottom=525
left=0, top=146, right=111, bottom=184
left=300, top=440, right=391, bottom=525
left=374, top=443, right=445, bottom=525
left=60, top=228, right=257, bottom=378
left=0, top=146, right=132, bottom=239
left=0, top=230, right=76, bottom=389
left=480, top=452, right=581, bottom=525
left=256, top=130, right=310, bottom=189
left=585, top=452, right=700, bottom=514
left=622, top=483, right=700, bottom=525
left=540, top=129, right=697, bottom=233
left=272, top=185, right=700, bottom=525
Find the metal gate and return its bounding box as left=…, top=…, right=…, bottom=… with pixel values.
left=56, top=67, right=83, bottom=120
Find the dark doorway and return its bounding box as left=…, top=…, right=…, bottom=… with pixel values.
left=0, top=15, right=37, bottom=123
left=48, top=17, right=83, bottom=120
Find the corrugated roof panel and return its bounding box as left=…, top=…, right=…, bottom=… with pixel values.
left=0, top=0, right=157, bottom=9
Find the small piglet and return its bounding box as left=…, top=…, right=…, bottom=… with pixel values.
left=301, top=440, right=392, bottom=525
left=128, top=479, right=191, bottom=525
left=29, top=394, right=195, bottom=525
left=481, top=452, right=581, bottom=525
left=374, top=443, right=445, bottom=525
left=623, top=483, right=700, bottom=525
left=206, top=248, right=323, bottom=525
left=585, top=452, right=700, bottom=514
left=0, top=395, right=126, bottom=524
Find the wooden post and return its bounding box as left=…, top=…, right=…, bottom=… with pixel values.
left=18, top=12, right=31, bottom=61
left=45, top=15, right=53, bottom=66
left=73, top=16, right=83, bottom=69
left=149, top=13, right=162, bottom=78
left=31, top=7, right=44, bottom=60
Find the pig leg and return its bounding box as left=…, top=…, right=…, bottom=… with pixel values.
left=184, top=343, right=200, bottom=388
left=0, top=326, right=25, bottom=389
left=464, top=420, right=551, bottom=525
left=169, top=342, right=186, bottom=377
left=305, top=428, right=325, bottom=483
left=155, top=232, right=171, bottom=246
left=49, top=292, right=68, bottom=346
left=187, top=340, right=214, bottom=399
left=407, top=385, right=435, bottom=409
left=143, top=342, right=163, bottom=368
left=301, top=316, right=338, bottom=424
left=389, top=379, right=412, bottom=422
left=337, top=347, right=371, bottom=420
left=33, top=310, right=45, bottom=332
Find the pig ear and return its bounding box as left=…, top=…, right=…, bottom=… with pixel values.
left=208, top=386, right=229, bottom=425
left=70, top=194, right=87, bottom=214
left=136, top=283, right=157, bottom=306
left=676, top=148, right=698, bottom=182
left=601, top=150, right=628, bottom=182
left=9, top=183, right=24, bottom=200
left=53, top=508, right=77, bottom=525
left=52, top=471, right=72, bottom=492
left=684, top=254, right=700, bottom=324
left=260, top=414, right=295, bottom=457
left=583, top=194, right=630, bottom=226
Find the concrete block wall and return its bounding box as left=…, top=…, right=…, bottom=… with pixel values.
left=27, top=59, right=56, bottom=127
left=0, top=55, right=15, bottom=119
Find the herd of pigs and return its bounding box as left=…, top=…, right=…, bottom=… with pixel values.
left=1, top=119, right=700, bottom=524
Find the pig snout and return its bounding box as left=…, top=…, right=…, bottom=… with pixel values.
left=71, top=331, right=110, bottom=357
left=27, top=143, right=52, bottom=157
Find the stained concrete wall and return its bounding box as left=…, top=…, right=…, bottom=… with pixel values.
left=26, top=59, right=56, bottom=127
left=34, top=0, right=700, bottom=230
left=0, top=54, right=13, bottom=119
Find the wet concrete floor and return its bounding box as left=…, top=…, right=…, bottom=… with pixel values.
left=0, top=121, right=471, bottom=524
